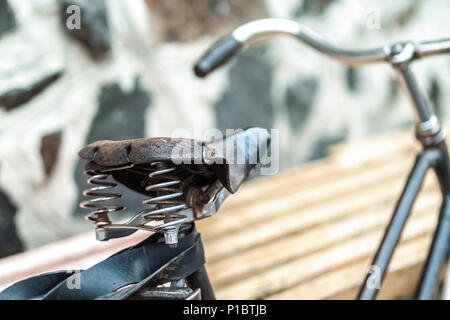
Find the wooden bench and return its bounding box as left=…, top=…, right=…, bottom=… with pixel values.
left=0, top=127, right=448, bottom=299
left=196, top=127, right=448, bottom=299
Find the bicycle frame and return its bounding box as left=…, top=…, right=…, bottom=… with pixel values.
left=194, top=18, right=450, bottom=300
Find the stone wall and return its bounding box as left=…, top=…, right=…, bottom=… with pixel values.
left=1, top=0, right=450, bottom=256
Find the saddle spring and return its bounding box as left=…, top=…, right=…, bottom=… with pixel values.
left=81, top=162, right=191, bottom=245
left=80, top=172, right=123, bottom=227
left=140, top=161, right=189, bottom=245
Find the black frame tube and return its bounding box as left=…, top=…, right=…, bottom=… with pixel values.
left=415, top=195, right=450, bottom=299
left=358, top=149, right=440, bottom=300
left=414, top=143, right=450, bottom=299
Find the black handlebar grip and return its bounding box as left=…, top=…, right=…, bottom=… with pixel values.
left=194, top=35, right=242, bottom=78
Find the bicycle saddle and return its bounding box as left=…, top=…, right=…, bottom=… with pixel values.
left=79, top=127, right=270, bottom=244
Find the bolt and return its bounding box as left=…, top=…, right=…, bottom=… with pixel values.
left=164, top=229, right=179, bottom=247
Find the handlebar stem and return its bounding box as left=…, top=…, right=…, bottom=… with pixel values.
left=387, top=42, right=445, bottom=146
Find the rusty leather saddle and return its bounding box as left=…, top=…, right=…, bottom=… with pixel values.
left=0, top=127, right=270, bottom=300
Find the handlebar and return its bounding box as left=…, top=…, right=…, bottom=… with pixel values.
left=194, top=18, right=450, bottom=77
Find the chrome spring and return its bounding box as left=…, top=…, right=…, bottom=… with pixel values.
left=80, top=172, right=124, bottom=227
left=140, top=161, right=189, bottom=245
left=80, top=162, right=191, bottom=245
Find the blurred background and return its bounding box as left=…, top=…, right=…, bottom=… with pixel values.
left=0, top=0, right=450, bottom=258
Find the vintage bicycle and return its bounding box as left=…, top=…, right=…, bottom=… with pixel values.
left=1, top=18, right=449, bottom=300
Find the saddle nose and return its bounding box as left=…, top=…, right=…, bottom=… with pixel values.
left=205, top=127, right=271, bottom=193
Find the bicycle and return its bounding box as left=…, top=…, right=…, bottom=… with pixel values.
left=1, top=18, right=449, bottom=300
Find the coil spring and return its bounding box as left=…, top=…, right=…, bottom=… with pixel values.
left=140, top=161, right=189, bottom=245
left=81, top=162, right=190, bottom=245
left=80, top=172, right=124, bottom=227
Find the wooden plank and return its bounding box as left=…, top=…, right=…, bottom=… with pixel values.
left=195, top=125, right=449, bottom=299
left=205, top=186, right=439, bottom=288
left=199, top=152, right=416, bottom=244
left=207, top=142, right=416, bottom=215
left=267, top=236, right=430, bottom=300
left=207, top=205, right=437, bottom=299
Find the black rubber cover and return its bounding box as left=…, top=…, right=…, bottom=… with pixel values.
left=194, top=35, right=242, bottom=77
left=0, top=226, right=205, bottom=300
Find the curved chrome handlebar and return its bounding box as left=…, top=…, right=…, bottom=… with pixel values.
left=194, top=18, right=450, bottom=77
left=232, top=19, right=390, bottom=65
